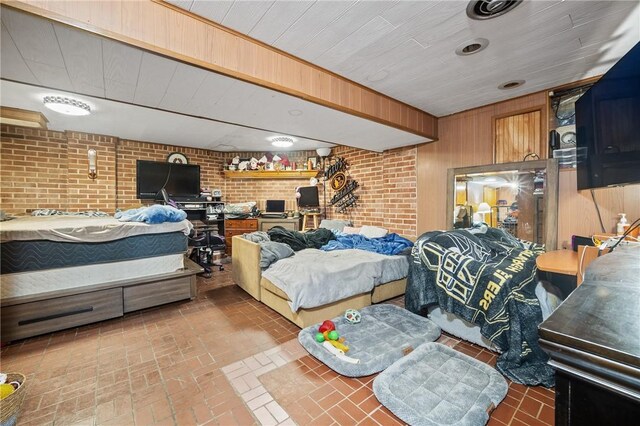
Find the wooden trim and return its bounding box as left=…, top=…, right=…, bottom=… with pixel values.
left=545, top=158, right=559, bottom=250
left=223, top=170, right=319, bottom=179
left=445, top=159, right=559, bottom=249
left=549, top=76, right=601, bottom=94
left=3, top=1, right=437, bottom=140
left=0, top=106, right=48, bottom=129
left=155, top=0, right=435, bottom=120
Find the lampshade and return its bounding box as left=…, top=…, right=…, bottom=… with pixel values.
left=478, top=202, right=491, bottom=213
left=316, top=147, right=331, bottom=157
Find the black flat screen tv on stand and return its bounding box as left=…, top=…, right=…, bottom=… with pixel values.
left=575, top=41, right=640, bottom=190
left=136, top=160, right=201, bottom=200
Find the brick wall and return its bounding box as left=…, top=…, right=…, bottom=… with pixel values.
left=0, top=125, right=418, bottom=236
left=1, top=125, right=69, bottom=214
left=328, top=145, right=417, bottom=237
left=65, top=131, right=118, bottom=212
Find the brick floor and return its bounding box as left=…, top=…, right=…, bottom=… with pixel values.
left=1, top=263, right=554, bottom=425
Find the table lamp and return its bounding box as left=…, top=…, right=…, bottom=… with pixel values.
left=477, top=202, right=491, bottom=224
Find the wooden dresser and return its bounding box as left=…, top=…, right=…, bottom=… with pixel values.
left=224, top=218, right=258, bottom=254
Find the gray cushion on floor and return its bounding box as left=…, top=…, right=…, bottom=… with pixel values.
left=298, top=304, right=441, bottom=377
left=373, top=342, right=508, bottom=426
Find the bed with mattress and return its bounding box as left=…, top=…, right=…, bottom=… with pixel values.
left=0, top=216, right=201, bottom=342
left=405, top=227, right=560, bottom=386
left=232, top=229, right=411, bottom=329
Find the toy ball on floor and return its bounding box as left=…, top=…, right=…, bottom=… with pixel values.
left=344, top=309, right=361, bottom=324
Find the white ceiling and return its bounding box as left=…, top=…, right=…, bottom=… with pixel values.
left=2, top=2, right=639, bottom=153
left=0, top=6, right=427, bottom=152
left=169, top=0, right=640, bottom=116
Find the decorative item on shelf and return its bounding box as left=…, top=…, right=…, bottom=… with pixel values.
left=87, top=148, right=97, bottom=179
left=167, top=152, right=188, bottom=164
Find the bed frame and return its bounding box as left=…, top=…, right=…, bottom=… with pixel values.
left=232, top=236, right=407, bottom=328
left=1, top=258, right=202, bottom=342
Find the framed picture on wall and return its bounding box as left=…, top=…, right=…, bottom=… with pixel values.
left=308, top=157, right=317, bottom=169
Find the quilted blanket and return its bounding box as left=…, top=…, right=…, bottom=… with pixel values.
left=405, top=228, right=554, bottom=387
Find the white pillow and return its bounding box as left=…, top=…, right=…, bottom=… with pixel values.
left=359, top=225, right=388, bottom=239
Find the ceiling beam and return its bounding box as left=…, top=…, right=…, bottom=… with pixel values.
left=3, top=0, right=438, bottom=141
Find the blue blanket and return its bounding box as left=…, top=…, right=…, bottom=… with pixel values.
left=115, top=205, right=186, bottom=224
left=321, top=233, right=413, bottom=255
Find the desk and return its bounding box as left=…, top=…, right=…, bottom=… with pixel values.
left=536, top=247, right=608, bottom=288
left=536, top=250, right=578, bottom=275
left=257, top=217, right=302, bottom=232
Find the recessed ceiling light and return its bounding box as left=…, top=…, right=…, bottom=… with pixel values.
left=498, top=80, right=525, bottom=90
left=455, top=38, right=489, bottom=56
left=269, top=136, right=296, bottom=148
left=366, top=70, right=389, bottom=82
left=466, top=0, right=523, bottom=20
left=43, top=96, right=91, bottom=116
left=288, top=109, right=303, bottom=116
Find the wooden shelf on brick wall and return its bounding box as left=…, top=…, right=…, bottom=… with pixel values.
left=223, top=170, right=319, bottom=179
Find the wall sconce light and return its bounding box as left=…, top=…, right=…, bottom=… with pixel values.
left=87, top=148, right=97, bottom=179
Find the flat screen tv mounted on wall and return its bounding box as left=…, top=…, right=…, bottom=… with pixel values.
left=575, top=41, right=640, bottom=190
left=136, top=160, right=201, bottom=200
left=297, top=186, right=320, bottom=209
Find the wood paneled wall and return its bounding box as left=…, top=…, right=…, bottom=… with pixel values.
left=417, top=90, right=640, bottom=247
left=417, top=92, right=547, bottom=233
left=7, top=0, right=436, bottom=139
left=494, top=109, right=542, bottom=163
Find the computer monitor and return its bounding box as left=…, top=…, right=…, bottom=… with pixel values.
left=297, top=186, right=319, bottom=208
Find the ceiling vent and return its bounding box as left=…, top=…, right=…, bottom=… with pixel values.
left=466, top=0, right=523, bottom=20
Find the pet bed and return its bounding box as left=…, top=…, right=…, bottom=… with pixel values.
left=298, top=304, right=441, bottom=377
left=373, top=342, right=508, bottom=426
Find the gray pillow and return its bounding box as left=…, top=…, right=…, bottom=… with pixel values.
left=319, top=219, right=353, bottom=232
left=259, top=241, right=294, bottom=269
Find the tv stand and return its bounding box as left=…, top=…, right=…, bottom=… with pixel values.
left=164, top=198, right=226, bottom=277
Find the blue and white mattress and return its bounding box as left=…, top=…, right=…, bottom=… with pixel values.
left=0, top=216, right=192, bottom=305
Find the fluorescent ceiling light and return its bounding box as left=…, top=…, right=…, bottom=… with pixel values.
left=43, top=96, right=91, bottom=116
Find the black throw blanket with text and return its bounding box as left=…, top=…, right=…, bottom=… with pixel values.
left=405, top=228, right=554, bottom=387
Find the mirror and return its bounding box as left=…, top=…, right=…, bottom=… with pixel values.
left=446, top=159, right=559, bottom=249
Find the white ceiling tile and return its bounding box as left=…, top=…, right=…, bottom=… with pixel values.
left=189, top=0, right=234, bottom=23
left=221, top=1, right=274, bottom=35
left=0, top=23, right=39, bottom=85
left=1, top=8, right=65, bottom=68
left=248, top=1, right=315, bottom=45
left=102, top=39, right=142, bottom=84
left=165, top=0, right=194, bottom=11
left=300, top=0, right=397, bottom=61
left=315, top=16, right=396, bottom=69
left=134, top=53, right=177, bottom=107
left=568, top=0, right=638, bottom=27
left=163, top=63, right=207, bottom=98
left=54, top=25, right=104, bottom=91
left=272, top=1, right=357, bottom=55
left=104, top=78, right=136, bottom=103
left=25, top=60, right=73, bottom=91
left=381, top=1, right=438, bottom=27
